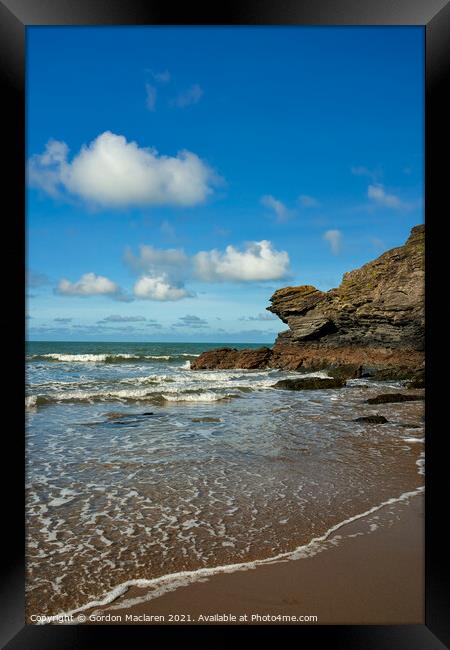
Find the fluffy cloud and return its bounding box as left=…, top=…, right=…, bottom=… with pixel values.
left=55, top=273, right=128, bottom=299
left=28, top=131, right=218, bottom=207
left=171, top=84, right=203, bottom=108
left=124, top=240, right=290, bottom=300
left=133, top=275, right=192, bottom=301
left=194, top=240, right=290, bottom=282
left=173, top=314, right=208, bottom=328
left=367, top=184, right=403, bottom=209
left=261, top=195, right=291, bottom=222
left=323, top=230, right=342, bottom=255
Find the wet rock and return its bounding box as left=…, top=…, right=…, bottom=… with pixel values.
left=370, top=368, right=421, bottom=381
left=191, top=347, right=271, bottom=370
left=105, top=411, right=127, bottom=420
left=367, top=393, right=424, bottom=404
left=191, top=417, right=221, bottom=423
left=354, top=415, right=388, bottom=424
left=105, top=411, right=154, bottom=420
left=274, top=377, right=346, bottom=390
left=407, top=375, right=425, bottom=389
left=327, top=364, right=362, bottom=380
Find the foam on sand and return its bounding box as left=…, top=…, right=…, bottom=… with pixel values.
left=48, top=486, right=424, bottom=623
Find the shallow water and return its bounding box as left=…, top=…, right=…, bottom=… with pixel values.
left=25, top=341, right=424, bottom=617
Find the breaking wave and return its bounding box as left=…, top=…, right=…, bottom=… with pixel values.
left=28, top=353, right=200, bottom=364
left=26, top=387, right=240, bottom=407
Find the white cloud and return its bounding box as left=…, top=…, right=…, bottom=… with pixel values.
left=125, top=240, right=290, bottom=297
left=323, top=230, right=342, bottom=255
left=133, top=275, right=192, bottom=301
left=27, top=139, right=69, bottom=198
left=28, top=131, right=218, bottom=207
left=298, top=194, right=319, bottom=208
left=145, top=84, right=157, bottom=111
left=367, top=184, right=403, bottom=209
left=194, top=240, right=290, bottom=282
left=171, top=84, right=203, bottom=108
left=261, top=195, right=291, bottom=222
left=56, top=272, right=123, bottom=297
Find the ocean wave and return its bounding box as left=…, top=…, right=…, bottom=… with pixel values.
left=26, top=387, right=239, bottom=407
left=28, top=353, right=200, bottom=364
left=161, top=391, right=238, bottom=402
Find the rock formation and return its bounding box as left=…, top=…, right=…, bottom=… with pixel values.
left=191, top=225, right=425, bottom=378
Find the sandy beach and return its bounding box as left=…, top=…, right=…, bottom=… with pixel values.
left=79, top=491, right=424, bottom=625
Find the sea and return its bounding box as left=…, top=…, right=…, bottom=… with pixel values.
left=25, top=341, right=425, bottom=619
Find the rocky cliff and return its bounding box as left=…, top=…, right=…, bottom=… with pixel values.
left=191, top=225, right=425, bottom=378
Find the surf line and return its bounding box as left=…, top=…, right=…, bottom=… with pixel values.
left=47, top=485, right=424, bottom=623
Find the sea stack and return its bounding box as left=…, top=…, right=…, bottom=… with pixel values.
left=191, top=224, right=425, bottom=378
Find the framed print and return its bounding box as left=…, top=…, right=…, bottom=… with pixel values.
left=1, top=0, right=449, bottom=647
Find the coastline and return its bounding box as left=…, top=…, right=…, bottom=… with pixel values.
left=74, top=490, right=424, bottom=625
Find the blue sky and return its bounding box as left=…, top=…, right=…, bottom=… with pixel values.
left=26, top=26, right=424, bottom=342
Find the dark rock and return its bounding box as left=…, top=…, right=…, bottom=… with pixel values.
left=367, top=393, right=424, bottom=404
left=354, top=415, right=388, bottom=424
left=191, top=417, right=221, bottom=423
left=327, top=364, right=362, bottom=380
left=191, top=347, right=271, bottom=370
left=191, top=225, right=425, bottom=374
left=371, top=368, right=421, bottom=381
left=274, top=377, right=346, bottom=390
left=268, top=224, right=424, bottom=352
left=360, top=366, right=377, bottom=378
left=105, top=411, right=154, bottom=420
left=407, top=372, right=425, bottom=389
left=105, top=411, right=126, bottom=420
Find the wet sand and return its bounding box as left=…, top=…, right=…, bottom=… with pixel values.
left=82, top=492, right=424, bottom=625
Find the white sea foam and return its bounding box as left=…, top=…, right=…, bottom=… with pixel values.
left=26, top=386, right=240, bottom=407
left=32, top=353, right=114, bottom=362
left=26, top=395, right=37, bottom=409
left=30, top=352, right=200, bottom=363
left=162, top=391, right=237, bottom=402
left=144, top=355, right=171, bottom=360
left=50, top=486, right=424, bottom=622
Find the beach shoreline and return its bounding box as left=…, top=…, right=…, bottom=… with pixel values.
left=74, top=491, right=424, bottom=626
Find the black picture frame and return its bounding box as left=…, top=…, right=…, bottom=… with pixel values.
left=2, top=1, right=449, bottom=647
